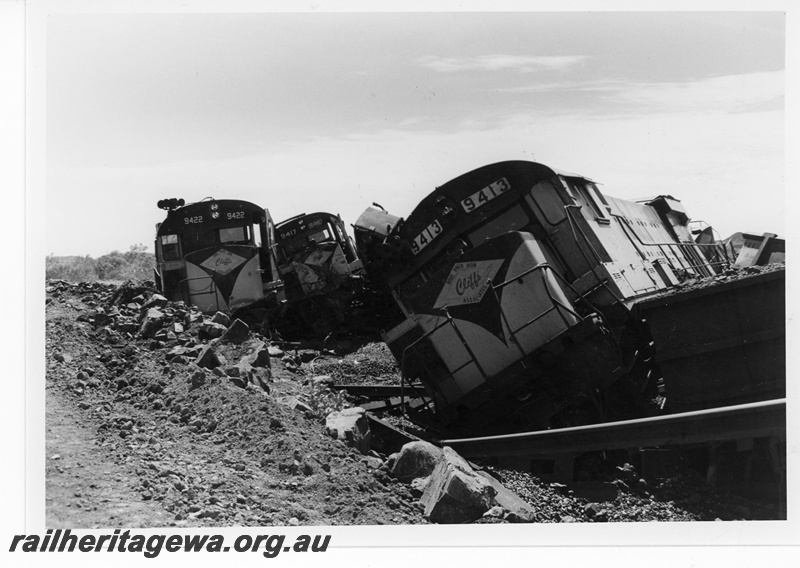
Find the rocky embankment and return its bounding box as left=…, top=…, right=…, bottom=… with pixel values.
left=45, top=280, right=781, bottom=527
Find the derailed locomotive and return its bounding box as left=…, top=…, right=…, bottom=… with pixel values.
left=353, top=161, right=726, bottom=435
left=154, top=199, right=365, bottom=336
left=154, top=198, right=284, bottom=314
left=274, top=212, right=364, bottom=335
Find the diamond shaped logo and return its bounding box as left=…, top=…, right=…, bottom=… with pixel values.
left=433, top=259, right=504, bottom=309
left=200, top=249, right=247, bottom=275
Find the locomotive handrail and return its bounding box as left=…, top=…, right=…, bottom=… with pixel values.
left=564, top=205, right=625, bottom=305
left=176, top=275, right=215, bottom=292
left=398, top=261, right=594, bottom=420
left=612, top=213, right=728, bottom=277
left=489, top=263, right=583, bottom=328
left=399, top=310, right=485, bottom=421
left=176, top=275, right=220, bottom=312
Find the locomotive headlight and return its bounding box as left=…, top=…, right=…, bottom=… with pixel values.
left=211, top=211, right=220, bottom=219
left=211, top=203, right=219, bottom=210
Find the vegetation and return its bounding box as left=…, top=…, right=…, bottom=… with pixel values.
left=46, top=244, right=155, bottom=282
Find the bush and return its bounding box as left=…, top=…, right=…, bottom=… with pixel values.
left=45, top=255, right=98, bottom=281
left=47, top=244, right=155, bottom=283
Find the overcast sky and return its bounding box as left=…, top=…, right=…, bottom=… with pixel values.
left=43, top=7, right=786, bottom=257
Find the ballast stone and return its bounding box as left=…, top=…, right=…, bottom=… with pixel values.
left=324, top=407, right=371, bottom=455
left=420, top=446, right=496, bottom=524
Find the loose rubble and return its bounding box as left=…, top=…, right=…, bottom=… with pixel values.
left=648, top=261, right=785, bottom=299
left=46, top=279, right=781, bottom=527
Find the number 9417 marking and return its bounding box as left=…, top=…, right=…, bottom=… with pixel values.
left=461, top=177, right=511, bottom=213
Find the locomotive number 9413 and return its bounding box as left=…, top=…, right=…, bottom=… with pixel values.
left=461, top=177, right=510, bottom=213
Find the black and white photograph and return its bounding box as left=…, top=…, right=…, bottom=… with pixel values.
left=4, top=1, right=797, bottom=566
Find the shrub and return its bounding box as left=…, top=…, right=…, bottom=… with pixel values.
left=47, top=244, right=155, bottom=283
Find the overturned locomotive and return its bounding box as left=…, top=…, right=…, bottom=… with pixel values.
left=354, top=161, right=730, bottom=435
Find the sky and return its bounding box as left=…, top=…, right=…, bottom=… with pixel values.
left=40, top=5, right=789, bottom=258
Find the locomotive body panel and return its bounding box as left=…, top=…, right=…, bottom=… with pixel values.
left=396, top=232, right=580, bottom=405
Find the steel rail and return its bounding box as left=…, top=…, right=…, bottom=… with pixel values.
left=330, top=384, right=428, bottom=398
left=440, top=398, right=785, bottom=458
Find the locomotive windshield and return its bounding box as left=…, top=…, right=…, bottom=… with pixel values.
left=275, top=212, right=358, bottom=263
left=279, top=226, right=334, bottom=257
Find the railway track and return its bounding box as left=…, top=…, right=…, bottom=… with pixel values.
left=356, top=387, right=785, bottom=513
left=439, top=398, right=785, bottom=479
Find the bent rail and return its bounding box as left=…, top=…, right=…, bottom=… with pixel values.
left=440, top=398, right=786, bottom=458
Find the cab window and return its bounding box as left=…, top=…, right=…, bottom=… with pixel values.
left=219, top=226, right=249, bottom=244
left=160, top=234, right=181, bottom=261
left=183, top=230, right=216, bottom=250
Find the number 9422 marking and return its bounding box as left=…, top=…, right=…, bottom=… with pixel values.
left=461, top=177, right=511, bottom=213
left=411, top=220, right=443, bottom=255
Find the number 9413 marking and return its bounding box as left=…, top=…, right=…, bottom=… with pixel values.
left=411, top=220, right=443, bottom=255
left=461, top=177, right=511, bottom=213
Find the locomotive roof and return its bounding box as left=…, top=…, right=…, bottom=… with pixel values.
left=550, top=166, right=597, bottom=183
left=156, top=199, right=266, bottom=235
left=275, top=211, right=340, bottom=229
left=402, top=160, right=560, bottom=234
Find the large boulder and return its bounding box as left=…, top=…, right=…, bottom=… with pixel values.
left=138, top=307, right=166, bottom=338
left=220, top=318, right=250, bottom=344
left=476, top=471, right=537, bottom=523
left=390, top=441, right=443, bottom=483
left=199, top=321, right=227, bottom=339
left=210, top=311, right=232, bottom=327
left=239, top=341, right=271, bottom=369
left=325, top=407, right=371, bottom=455
left=195, top=340, right=221, bottom=369
left=142, top=293, right=168, bottom=309
left=420, top=447, right=496, bottom=524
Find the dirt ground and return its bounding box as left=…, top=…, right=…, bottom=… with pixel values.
left=45, top=281, right=427, bottom=528
left=45, top=279, right=785, bottom=528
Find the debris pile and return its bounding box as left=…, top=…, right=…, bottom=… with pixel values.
left=656, top=262, right=785, bottom=298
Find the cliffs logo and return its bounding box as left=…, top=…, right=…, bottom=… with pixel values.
left=433, top=260, right=504, bottom=309
left=200, top=249, right=247, bottom=275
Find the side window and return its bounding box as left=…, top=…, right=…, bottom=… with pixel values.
left=572, top=181, right=610, bottom=224
left=308, top=228, right=332, bottom=244
left=589, top=183, right=610, bottom=209
left=161, top=234, right=181, bottom=261
left=334, top=222, right=346, bottom=245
